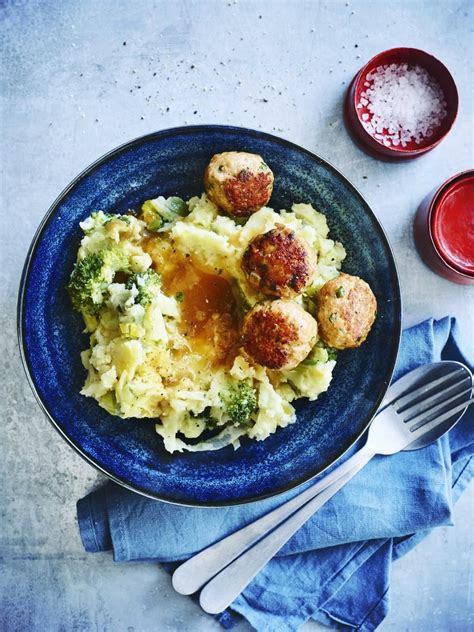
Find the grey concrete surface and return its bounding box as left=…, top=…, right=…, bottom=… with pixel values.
left=1, top=0, right=473, bottom=630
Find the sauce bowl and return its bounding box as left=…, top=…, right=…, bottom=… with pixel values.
left=414, top=170, right=474, bottom=285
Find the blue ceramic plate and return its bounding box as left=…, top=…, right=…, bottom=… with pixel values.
left=18, top=126, right=401, bottom=506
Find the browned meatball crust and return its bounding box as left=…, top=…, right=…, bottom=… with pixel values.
left=316, top=273, right=377, bottom=349
left=242, top=299, right=318, bottom=370
left=204, top=151, right=274, bottom=217
left=242, top=224, right=317, bottom=298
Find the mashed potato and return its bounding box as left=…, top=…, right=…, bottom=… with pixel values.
left=71, top=194, right=346, bottom=453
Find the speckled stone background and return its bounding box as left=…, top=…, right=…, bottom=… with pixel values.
left=1, top=1, right=473, bottom=631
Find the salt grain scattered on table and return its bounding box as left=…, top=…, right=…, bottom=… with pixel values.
left=357, top=63, right=447, bottom=147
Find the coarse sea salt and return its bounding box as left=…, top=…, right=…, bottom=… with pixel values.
left=357, top=63, right=447, bottom=148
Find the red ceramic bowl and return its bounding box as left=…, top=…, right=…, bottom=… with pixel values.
left=344, top=48, right=458, bottom=161
left=414, top=170, right=474, bottom=285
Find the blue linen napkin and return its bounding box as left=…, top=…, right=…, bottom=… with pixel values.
left=77, top=318, right=474, bottom=631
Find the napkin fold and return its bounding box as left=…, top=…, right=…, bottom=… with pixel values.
left=77, top=318, right=474, bottom=631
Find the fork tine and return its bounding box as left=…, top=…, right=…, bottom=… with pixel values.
left=408, top=391, right=473, bottom=434
left=394, top=367, right=466, bottom=412
left=401, top=376, right=472, bottom=421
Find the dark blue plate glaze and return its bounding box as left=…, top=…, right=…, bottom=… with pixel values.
left=18, top=126, right=401, bottom=506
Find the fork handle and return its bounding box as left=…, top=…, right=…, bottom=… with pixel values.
left=199, top=449, right=374, bottom=614
left=172, top=445, right=375, bottom=596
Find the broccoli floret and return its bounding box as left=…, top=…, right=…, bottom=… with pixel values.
left=141, top=196, right=188, bottom=231
left=220, top=380, right=257, bottom=427
left=126, top=269, right=161, bottom=305
left=68, top=248, right=130, bottom=315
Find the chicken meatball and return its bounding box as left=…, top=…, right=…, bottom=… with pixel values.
left=242, top=299, right=318, bottom=370
left=242, top=224, right=317, bottom=298
left=204, top=151, right=274, bottom=217
left=316, top=273, right=377, bottom=349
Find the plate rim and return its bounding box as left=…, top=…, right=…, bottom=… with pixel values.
left=17, top=124, right=402, bottom=507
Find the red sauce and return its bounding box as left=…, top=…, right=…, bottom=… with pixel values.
left=431, top=173, right=474, bottom=276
